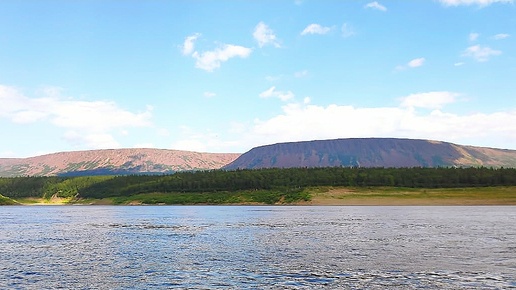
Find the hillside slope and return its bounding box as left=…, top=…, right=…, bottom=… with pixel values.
left=0, top=148, right=240, bottom=177
left=224, top=138, right=516, bottom=169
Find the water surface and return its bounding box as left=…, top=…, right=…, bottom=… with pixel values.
left=1, top=206, right=515, bottom=289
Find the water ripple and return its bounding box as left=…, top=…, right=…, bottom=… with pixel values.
left=1, top=205, right=515, bottom=289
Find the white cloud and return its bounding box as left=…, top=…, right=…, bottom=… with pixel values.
left=63, top=131, right=120, bottom=149
left=181, top=33, right=200, bottom=55
left=204, top=91, right=216, bottom=98
left=50, top=101, right=152, bottom=132
left=396, top=57, right=425, bottom=71
left=399, top=92, right=459, bottom=109
left=259, top=86, right=295, bottom=102
left=240, top=99, right=516, bottom=150
left=493, top=33, right=510, bottom=40
left=439, top=0, right=513, bottom=6
left=364, top=1, right=387, bottom=11
left=469, top=32, right=479, bottom=41
left=408, top=57, right=426, bottom=68
left=171, top=126, right=239, bottom=153
left=462, top=45, right=501, bottom=62
left=301, top=24, right=332, bottom=35
left=253, top=22, right=280, bottom=48
left=0, top=85, right=152, bottom=149
left=454, top=62, right=465, bottom=66
left=341, top=23, right=355, bottom=38
left=171, top=139, right=208, bottom=152
left=192, top=44, right=252, bottom=72
left=181, top=34, right=252, bottom=72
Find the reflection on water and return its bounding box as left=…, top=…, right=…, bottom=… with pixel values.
left=1, top=206, right=515, bottom=289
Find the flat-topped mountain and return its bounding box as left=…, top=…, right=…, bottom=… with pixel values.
left=0, top=148, right=240, bottom=177
left=223, top=138, right=516, bottom=169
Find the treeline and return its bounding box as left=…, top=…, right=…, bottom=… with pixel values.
left=0, top=176, right=114, bottom=198
left=1, top=167, right=516, bottom=199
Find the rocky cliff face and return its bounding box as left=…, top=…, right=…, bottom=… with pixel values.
left=0, top=148, right=240, bottom=177
left=223, top=138, right=516, bottom=169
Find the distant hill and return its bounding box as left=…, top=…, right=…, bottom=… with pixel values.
left=0, top=148, right=240, bottom=177
left=223, top=138, right=516, bottom=169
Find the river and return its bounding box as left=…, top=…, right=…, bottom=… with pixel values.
left=1, top=206, right=515, bottom=289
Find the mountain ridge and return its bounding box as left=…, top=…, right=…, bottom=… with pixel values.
left=0, top=148, right=240, bottom=177
left=3, top=138, right=516, bottom=177
left=223, top=138, right=516, bottom=169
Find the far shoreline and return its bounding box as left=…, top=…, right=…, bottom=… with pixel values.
left=7, top=186, right=516, bottom=206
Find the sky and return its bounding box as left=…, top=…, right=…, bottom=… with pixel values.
left=1, top=0, right=515, bottom=157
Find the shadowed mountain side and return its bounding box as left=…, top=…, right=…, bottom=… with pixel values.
left=0, top=148, right=240, bottom=177
left=223, top=138, right=516, bottom=169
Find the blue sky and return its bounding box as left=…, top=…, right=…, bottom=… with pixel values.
left=1, top=0, right=515, bottom=157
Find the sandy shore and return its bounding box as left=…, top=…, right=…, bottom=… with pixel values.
left=297, top=187, right=516, bottom=206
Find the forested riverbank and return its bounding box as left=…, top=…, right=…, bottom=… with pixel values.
left=1, top=167, right=516, bottom=205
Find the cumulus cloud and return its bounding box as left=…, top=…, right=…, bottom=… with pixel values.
left=0, top=85, right=152, bottom=149
left=301, top=24, right=332, bottom=35
left=259, top=86, right=295, bottom=101
left=181, top=33, right=200, bottom=55
left=50, top=101, right=152, bottom=132
left=364, top=1, right=387, bottom=11
left=181, top=34, right=252, bottom=72
left=439, top=0, right=513, bottom=6
left=462, top=45, right=501, bottom=62
left=63, top=131, right=120, bottom=149
left=493, top=33, right=510, bottom=40
left=253, top=22, right=281, bottom=48
left=239, top=98, right=516, bottom=150
left=399, top=92, right=459, bottom=109
left=192, top=44, right=252, bottom=72
left=171, top=126, right=239, bottom=153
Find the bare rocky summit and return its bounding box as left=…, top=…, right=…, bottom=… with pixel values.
left=0, top=148, right=240, bottom=177
left=224, top=138, right=516, bottom=169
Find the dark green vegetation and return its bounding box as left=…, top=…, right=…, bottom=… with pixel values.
left=0, top=193, right=18, bottom=205
left=108, top=189, right=310, bottom=205
left=1, top=167, right=515, bottom=204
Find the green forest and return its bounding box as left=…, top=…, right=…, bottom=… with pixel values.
left=1, top=167, right=515, bottom=204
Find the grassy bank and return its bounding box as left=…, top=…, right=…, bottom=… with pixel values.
left=79, top=189, right=311, bottom=205
left=0, top=193, right=19, bottom=205
left=9, top=186, right=516, bottom=206
left=304, top=186, right=516, bottom=205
